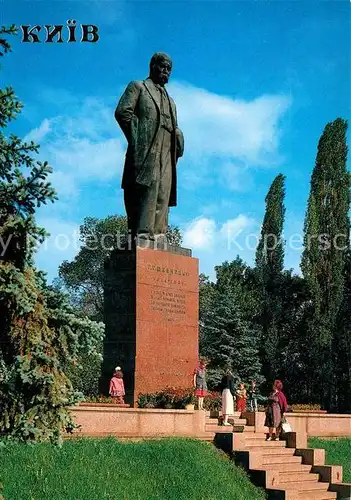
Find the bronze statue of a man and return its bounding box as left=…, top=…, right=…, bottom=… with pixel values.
left=115, top=52, right=184, bottom=241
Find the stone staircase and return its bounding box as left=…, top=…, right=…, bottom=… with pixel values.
left=65, top=406, right=349, bottom=499
left=207, top=412, right=349, bottom=500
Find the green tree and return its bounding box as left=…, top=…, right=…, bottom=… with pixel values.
left=0, top=27, right=104, bottom=443
left=273, top=271, right=310, bottom=402
left=200, top=258, right=263, bottom=388
left=202, top=285, right=263, bottom=389
left=334, top=250, right=351, bottom=412
left=215, top=257, right=261, bottom=320
left=301, top=118, right=350, bottom=410
left=199, top=273, right=216, bottom=354
left=255, top=174, right=286, bottom=385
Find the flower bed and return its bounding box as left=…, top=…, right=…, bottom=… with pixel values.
left=137, top=388, right=196, bottom=409
left=136, top=388, right=222, bottom=410
left=84, top=395, right=118, bottom=404
left=289, top=404, right=325, bottom=413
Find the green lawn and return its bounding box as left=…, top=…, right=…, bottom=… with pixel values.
left=308, top=437, right=351, bottom=482
left=0, top=437, right=266, bottom=500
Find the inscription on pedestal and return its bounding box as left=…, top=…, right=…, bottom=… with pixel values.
left=150, top=289, right=186, bottom=319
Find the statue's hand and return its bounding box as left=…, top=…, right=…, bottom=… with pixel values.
left=176, top=128, right=184, bottom=159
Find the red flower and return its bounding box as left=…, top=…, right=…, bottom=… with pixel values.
left=27, top=353, right=31, bottom=359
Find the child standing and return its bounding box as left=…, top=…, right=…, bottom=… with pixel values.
left=235, top=383, right=247, bottom=413
left=193, top=359, right=208, bottom=410
left=109, top=366, right=125, bottom=404
left=248, top=380, right=258, bottom=412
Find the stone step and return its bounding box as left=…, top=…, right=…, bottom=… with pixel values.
left=206, top=412, right=242, bottom=418
left=234, top=425, right=255, bottom=433
left=206, top=427, right=236, bottom=434
left=279, top=481, right=329, bottom=492
left=245, top=439, right=286, bottom=448
left=267, top=489, right=337, bottom=500
left=206, top=418, right=248, bottom=426
left=260, top=448, right=296, bottom=456
left=230, top=419, right=247, bottom=426
left=297, top=491, right=337, bottom=500
left=244, top=433, right=268, bottom=439
left=258, top=463, right=312, bottom=473
left=205, top=425, right=233, bottom=432
left=245, top=445, right=288, bottom=453
left=262, top=454, right=302, bottom=465
left=278, top=472, right=320, bottom=483
left=205, top=421, right=247, bottom=430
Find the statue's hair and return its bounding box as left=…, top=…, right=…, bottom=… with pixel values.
left=149, top=52, right=172, bottom=70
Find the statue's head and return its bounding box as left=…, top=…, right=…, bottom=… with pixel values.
left=149, top=52, right=172, bottom=86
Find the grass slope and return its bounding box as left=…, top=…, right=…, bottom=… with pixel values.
left=0, top=437, right=266, bottom=500
left=309, top=437, right=351, bottom=482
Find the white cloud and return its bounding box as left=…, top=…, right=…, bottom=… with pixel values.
left=49, top=170, right=78, bottom=198
left=169, top=82, right=290, bottom=166
left=183, top=214, right=256, bottom=251
left=219, top=162, right=254, bottom=192
left=169, top=82, right=290, bottom=190
left=183, top=218, right=216, bottom=250
left=45, top=136, right=124, bottom=180
left=24, top=118, right=52, bottom=143
left=25, top=98, right=126, bottom=200
left=220, top=215, right=256, bottom=240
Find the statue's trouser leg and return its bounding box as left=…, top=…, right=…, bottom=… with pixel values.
left=154, top=129, right=172, bottom=235
left=137, top=128, right=172, bottom=238
left=124, top=188, right=140, bottom=239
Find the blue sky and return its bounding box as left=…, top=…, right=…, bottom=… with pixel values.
left=2, top=0, right=350, bottom=282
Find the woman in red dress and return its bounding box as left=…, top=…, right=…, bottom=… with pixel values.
left=264, top=379, right=288, bottom=440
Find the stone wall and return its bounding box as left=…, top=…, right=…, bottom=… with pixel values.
left=69, top=405, right=207, bottom=438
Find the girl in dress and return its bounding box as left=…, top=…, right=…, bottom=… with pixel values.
left=236, top=383, right=247, bottom=413
left=109, top=366, right=125, bottom=404
left=193, top=359, right=208, bottom=410
left=264, top=379, right=288, bottom=440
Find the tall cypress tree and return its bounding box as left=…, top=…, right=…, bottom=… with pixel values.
left=255, top=174, right=286, bottom=386
left=334, top=250, right=351, bottom=412
left=301, top=118, right=350, bottom=410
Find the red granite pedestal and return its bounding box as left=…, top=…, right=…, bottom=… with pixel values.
left=102, top=244, right=199, bottom=406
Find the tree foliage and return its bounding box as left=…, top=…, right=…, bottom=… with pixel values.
left=0, top=27, right=104, bottom=443
left=200, top=258, right=263, bottom=389
left=255, top=174, right=286, bottom=385
left=301, top=118, right=350, bottom=410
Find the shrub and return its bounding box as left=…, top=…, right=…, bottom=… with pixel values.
left=137, top=393, right=159, bottom=409
left=65, top=340, right=103, bottom=397
left=203, top=392, right=222, bottom=411
left=83, top=395, right=115, bottom=404
left=137, top=387, right=196, bottom=409
left=289, top=404, right=322, bottom=412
